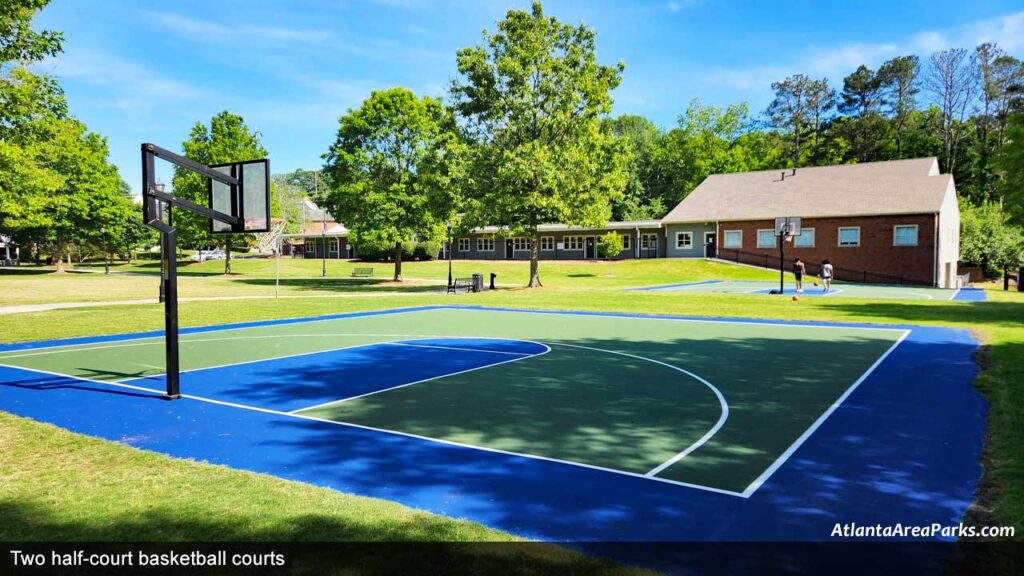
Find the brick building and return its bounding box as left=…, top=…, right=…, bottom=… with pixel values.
left=662, top=158, right=960, bottom=287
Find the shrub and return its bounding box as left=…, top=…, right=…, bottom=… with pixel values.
left=597, top=232, right=624, bottom=259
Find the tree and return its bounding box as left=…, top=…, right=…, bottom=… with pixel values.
left=766, top=74, right=813, bottom=167
left=322, top=87, right=454, bottom=282
left=959, top=200, right=1024, bottom=275
left=602, top=114, right=664, bottom=219
left=171, top=111, right=268, bottom=274
left=878, top=56, right=920, bottom=158
left=805, top=78, right=835, bottom=162
left=1000, top=111, right=1024, bottom=224
left=450, top=1, right=629, bottom=287
left=0, top=0, right=63, bottom=75
left=924, top=48, right=978, bottom=174
left=838, top=65, right=887, bottom=161
left=596, top=231, right=623, bottom=259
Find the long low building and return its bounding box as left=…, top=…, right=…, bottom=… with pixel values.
left=283, top=157, right=959, bottom=287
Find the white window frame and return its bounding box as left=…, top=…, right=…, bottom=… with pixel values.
left=893, top=224, right=918, bottom=247
left=304, top=239, right=315, bottom=255
left=329, top=238, right=340, bottom=255
left=676, top=232, right=693, bottom=250
left=722, top=230, right=742, bottom=248
left=838, top=227, right=861, bottom=247
left=565, top=236, right=584, bottom=250
left=540, top=236, right=554, bottom=251
left=621, top=234, right=630, bottom=250
left=513, top=237, right=531, bottom=251
left=457, top=238, right=470, bottom=252
left=757, top=229, right=776, bottom=249
left=793, top=227, right=815, bottom=248
left=477, top=237, right=495, bottom=252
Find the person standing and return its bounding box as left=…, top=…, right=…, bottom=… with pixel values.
left=793, top=258, right=806, bottom=293
left=821, top=259, right=834, bottom=293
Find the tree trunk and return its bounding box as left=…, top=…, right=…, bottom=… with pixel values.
left=393, top=241, right=403, bottom=282
left=54, top=242, right=66, bottom=273
left=527, top=213, right=542, bottom=288
left=224, top=235, right=232, bottom=275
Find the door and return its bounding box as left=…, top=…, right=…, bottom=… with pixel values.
left=505, top=239, right=514, bottom=259
left=585, top=236, right=596, bottom=259
left=705, top=232, right=717, bottom=258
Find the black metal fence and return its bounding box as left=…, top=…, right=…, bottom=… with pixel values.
left=716, top=248, right=931, bottom=286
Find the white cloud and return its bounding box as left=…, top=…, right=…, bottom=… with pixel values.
left=152, top=13, right=332, bottom=45
left=44, top=48, right=212, bottom=106
left=704, top=10, right=1024, bottom=96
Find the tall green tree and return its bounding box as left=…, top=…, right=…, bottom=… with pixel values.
left=838, top=65, right=887, bottom=161
left=451, top=1, right=629, bottom=287
left=960, top=199, right=1024, bottom=274
left=878, top=55, right=920, bottom=158
left=322, top=87, right=455, bottom=282
left=171, top=111, right=268, bottom=274
left=924, top=48, right=978, bottom=174
left=766, top=74, right=813, bottom=168
left=1000, top=111, right=1024, bottom=224
left=601, top=114, right=665, bottom=219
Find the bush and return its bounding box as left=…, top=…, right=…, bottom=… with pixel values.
left=597, top=232, right=624, bottom=259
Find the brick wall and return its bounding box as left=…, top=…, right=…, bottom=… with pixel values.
left=716, top=214, right=937, bottom=285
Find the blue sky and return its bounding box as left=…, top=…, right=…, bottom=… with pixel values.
left=34, top=0, right=1024, bottom=196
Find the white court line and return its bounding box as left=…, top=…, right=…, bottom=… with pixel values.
left=381, top=341, right=532, bottom=356
left=546, top=342, right=728, bottom=478
left=291, top=339, right=551, bottom=413
left=739, top=329, right=911, bottom=497
left=0, top=360, right=745, bottom=499
left=948, top=288, right=961, bottom=301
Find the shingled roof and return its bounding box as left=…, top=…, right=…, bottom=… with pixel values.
left=661, top=157, right=954, bottom=223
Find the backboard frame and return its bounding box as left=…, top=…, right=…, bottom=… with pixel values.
left=774, top=216, right=802, bottom=238
left=207, top=158, right=271, bottom=234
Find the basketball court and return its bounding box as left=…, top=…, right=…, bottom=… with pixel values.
left=0, top=305, right=986, bottom=540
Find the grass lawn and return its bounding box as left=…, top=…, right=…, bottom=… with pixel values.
left=1, top=258, right=1022, bottom=550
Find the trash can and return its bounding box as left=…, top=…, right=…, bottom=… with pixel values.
left=472, top=273, right=483, bottom=293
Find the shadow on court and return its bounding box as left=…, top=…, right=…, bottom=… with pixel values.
left=0, top=319, right=985, bottom=543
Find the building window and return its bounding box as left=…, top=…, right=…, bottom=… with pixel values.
left=458, top=238, right=470, bottom=252
left=305, top=239, right=315, bottom=254
left=723, top=230, right=742, bottom=248
left=621, top=235, right=630, bottom=250
left=513, top=237, right=531, bottom=251
left=793, top=227, right=815, bottom=248
left=477, top=238, right=495, bottom=252
left=838, top=227, right=861, bottom=247
left=676, top=232, right=693, bottom=249
left=329, top=238, right=339, bottom=254
left=641, top=234, right=657, bottom=249
left=565, top=236, right=584, bottom=250
left=540, top=236, right=554, bottom=251
left=894, top=225, right=918, bottom=246
left=757, top=229, right=776, bottom=248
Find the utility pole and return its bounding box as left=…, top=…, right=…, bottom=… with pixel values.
left=101, top=227, right=109, bottom=274
left=447, top=222, right=453, bottom=289
left=317, top=170, right=326, bottom=278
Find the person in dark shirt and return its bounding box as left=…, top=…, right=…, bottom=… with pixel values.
left=793, top=258, right=806, bottom=293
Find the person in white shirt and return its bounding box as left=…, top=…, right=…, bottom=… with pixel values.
left=820, top=259, right=834, bottom=293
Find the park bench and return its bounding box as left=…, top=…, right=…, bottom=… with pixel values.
left=448, top=277, right=474, bottom=294
left=351, top=267, right=374, bottom=278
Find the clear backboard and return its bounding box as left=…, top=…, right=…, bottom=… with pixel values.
left=774, top=216, right=802, bottom=238
left=208, top=159, right=271, bottom=234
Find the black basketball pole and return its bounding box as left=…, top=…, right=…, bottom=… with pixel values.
left=779, top=233, right=785, bottom=294
left=163, top=226, right=181, bottom=399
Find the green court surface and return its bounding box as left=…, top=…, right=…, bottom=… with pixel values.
left=637, top=279, right=960, bottom=300
left=0, top=307, right=907, bottom=495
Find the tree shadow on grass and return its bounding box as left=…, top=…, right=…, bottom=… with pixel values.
left=233, top=278, right=445, bottom=294
left=815, top=299, right=1024, bottom=331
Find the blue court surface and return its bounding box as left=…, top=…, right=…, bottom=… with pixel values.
left=0, top=305, right=985, bottom=541
left=635, top=280, right=988, bottom=302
